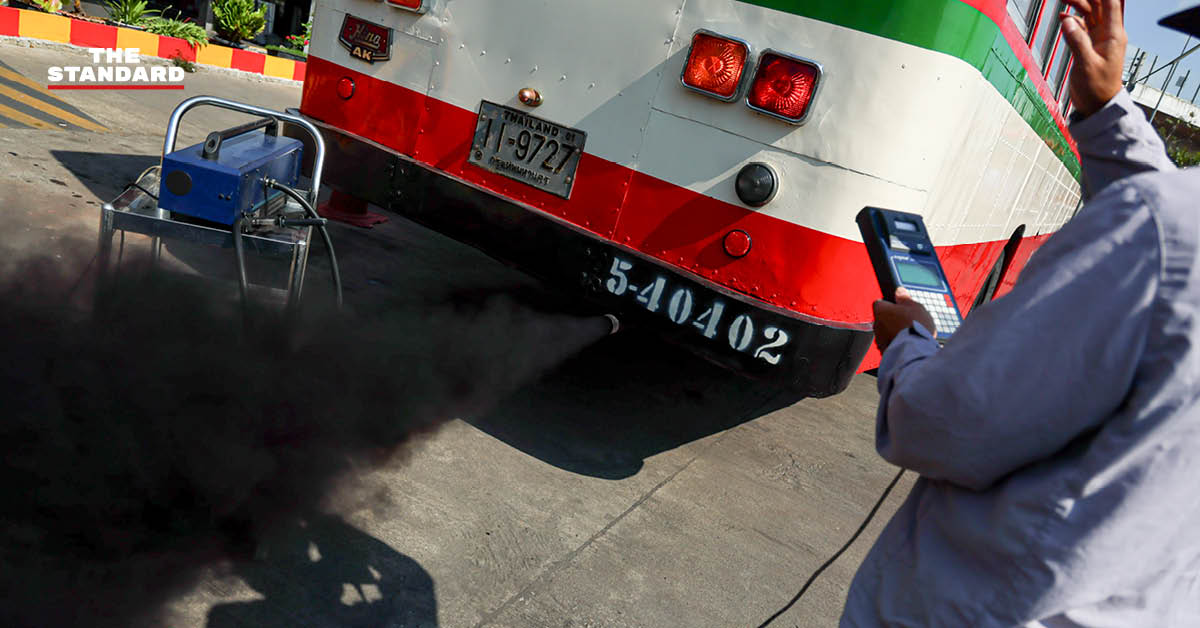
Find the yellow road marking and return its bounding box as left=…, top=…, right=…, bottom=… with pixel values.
left=0, top=82, right=107, bottom=132
left=0, top=102, right=58, bottom=130
left=0, top=65, right=61, bottom=99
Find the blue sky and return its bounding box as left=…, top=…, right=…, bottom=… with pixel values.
left=1125, top=0, right=1200, bottom=100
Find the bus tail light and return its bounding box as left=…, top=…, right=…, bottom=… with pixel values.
left=746, top=51, right=821, bottom=124
left=385, top=0, right=426, bottom=12
left=680, top=30, right=750, bottom=102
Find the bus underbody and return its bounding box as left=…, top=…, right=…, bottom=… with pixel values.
left=296, top=119, right=874, bottom=398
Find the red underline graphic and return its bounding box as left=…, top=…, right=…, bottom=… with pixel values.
left=46, top=85, right=186, bottom=90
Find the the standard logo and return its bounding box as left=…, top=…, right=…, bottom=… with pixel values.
left=47, top=48, right=185, bottom=90
left=338, top=15, right=392, bottom=64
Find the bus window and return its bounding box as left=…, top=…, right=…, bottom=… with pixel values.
left=1032, top=1, right=1065, bottom=69
left=1048, top=44, right=1072, bottom=98
left=1008, top=0, right=1041, bottom=39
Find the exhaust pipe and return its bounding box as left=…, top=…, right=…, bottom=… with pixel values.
left=603, top=314, right=620, bottom=335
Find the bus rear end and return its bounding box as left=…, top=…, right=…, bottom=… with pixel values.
left=298, top=0, right=1044, bottom=396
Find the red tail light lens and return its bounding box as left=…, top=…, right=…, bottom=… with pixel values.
left=385, top=0, right=426, bottom=12
left=680, top=31, right=750, bottom=102
left=747, top=51, right=821, bottom=124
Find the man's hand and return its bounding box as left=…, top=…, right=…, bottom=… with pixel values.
left=1061, top=0, right=1127, bottom=117
left=873, top=287, right=936, bottom=353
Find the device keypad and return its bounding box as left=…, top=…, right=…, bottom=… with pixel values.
left=907, top=289, right=961, bottom=336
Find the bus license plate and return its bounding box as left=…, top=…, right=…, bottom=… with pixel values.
left=468, top=101, right=587, bottom=200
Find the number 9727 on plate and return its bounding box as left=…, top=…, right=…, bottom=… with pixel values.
left=604, top=255, right=792, bottom=366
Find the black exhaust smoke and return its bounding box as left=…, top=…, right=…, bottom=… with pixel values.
left=0, top=243, right=612, bottom=627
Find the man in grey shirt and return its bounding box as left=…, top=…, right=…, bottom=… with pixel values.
left=841, top=1, right=1200, bottom=625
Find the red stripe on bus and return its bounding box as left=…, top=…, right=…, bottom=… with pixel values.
left=301, top=55, right=1051, bottom=330
left=958, top=0, right=1076, bottom=154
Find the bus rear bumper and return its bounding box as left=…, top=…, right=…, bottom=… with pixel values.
left=293, top=118, right=873, bottom=397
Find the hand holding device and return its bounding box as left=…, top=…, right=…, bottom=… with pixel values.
left=872, top=289, right=937, bottom=353
left=857, top=207, right=963, bottom=347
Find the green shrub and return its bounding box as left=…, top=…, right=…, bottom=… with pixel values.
left=170, top=55, right=197, bottom=73
left=104, top=0, right=158, bottom=25
left=1168, top=144, right=1200, bottom=168
left=265, top=44, right=306, bottom=58
left=213, top=0, right=266, bottom=42
left=144, top=12, right=208, bottom=47
left=285, top=18, right=311, bottom=50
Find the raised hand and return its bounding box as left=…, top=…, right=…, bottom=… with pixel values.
left=1060, top=0, right=1128, bottom=117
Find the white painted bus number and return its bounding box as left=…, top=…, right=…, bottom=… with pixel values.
left=667, top=288, right=693, bottom=324
left=692, top=302, right=725, bottom=338
left=728, top=314, right=754, bottom=352
left=753, top=326, right=790, bottom=365
left=636, top=277, right=666, bottom=312
left=606, top=257, right=633, bottom=296
left=605, top=256, right=789, bottom=365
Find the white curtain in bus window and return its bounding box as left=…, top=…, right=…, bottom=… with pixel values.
left=1032, top=0, right=1065, bottom=70
left=1007, top=0, right=1041, bottom=39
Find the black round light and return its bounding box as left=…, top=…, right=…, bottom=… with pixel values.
left=735, top=162, right=777, bottom=207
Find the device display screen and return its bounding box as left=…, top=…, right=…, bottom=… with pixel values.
left=894, top=260, right=942, bottom=288
left=892, top=220, right=918, bottom=233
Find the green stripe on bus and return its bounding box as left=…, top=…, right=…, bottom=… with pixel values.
left=736, top=0, right=1081, bottom=179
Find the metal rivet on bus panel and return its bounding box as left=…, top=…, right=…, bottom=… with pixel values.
left=505, top=58, right=511, bottom=64
left=480, top=50, right=486, bottom=56
left=588, top=82, right=595, bottom=89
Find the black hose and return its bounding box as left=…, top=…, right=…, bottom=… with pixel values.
left=232, top=214, right=250, bottom=308
left=755, top=468, right=906, bottom=627
left=267, top=181, right=343, bottom=309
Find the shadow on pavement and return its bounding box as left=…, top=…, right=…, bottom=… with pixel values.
left=467, top=328, right=804, bottom=480
left=206, top=514, right=438, bottom=628
left=49, top=150, right=160, bottom=201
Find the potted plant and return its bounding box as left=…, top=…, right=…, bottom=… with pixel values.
left=266, top=18, right=308, bottom=60
left=212, top=0, right=266, bottom=48
left=28, top=0, right=63, bottom=12
left=143, top=11, right=208, bottom=48
left=103, top=0, right=158, bottom=29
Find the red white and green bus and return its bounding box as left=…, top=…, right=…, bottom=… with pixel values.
left=296, top=0, right=1082, bottom=396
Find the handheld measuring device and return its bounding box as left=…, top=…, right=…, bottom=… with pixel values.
left=856, top=207, right=963, bottom=341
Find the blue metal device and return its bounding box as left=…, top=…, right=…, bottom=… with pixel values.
left=158, top=125, right=303, bottom=225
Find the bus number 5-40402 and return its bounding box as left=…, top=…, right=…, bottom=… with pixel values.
left=604, top=256, right=790, bottom=365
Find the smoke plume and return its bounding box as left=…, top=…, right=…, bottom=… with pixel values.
left=0, top=242, right=611, bottom=627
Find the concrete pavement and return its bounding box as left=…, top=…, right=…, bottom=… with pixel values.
left=0, top=39, right=912, bottom=628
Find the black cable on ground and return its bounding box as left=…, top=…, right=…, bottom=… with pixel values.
left=267, top=181, right=343, bottom=309
left=755, top=468, right=906, bottom=628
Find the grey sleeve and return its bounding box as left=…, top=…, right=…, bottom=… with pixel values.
left=1070, top=89, right=1176, bottom=201
left=873, top=182, right=1159, bottom=491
